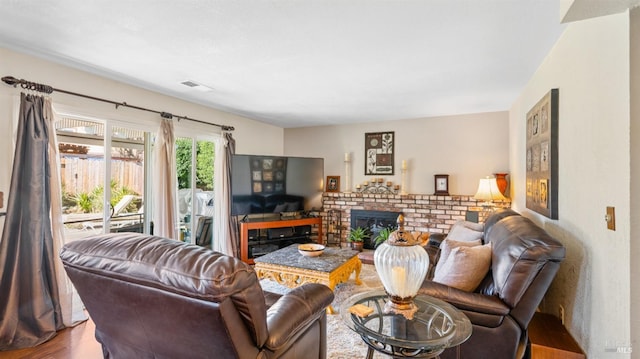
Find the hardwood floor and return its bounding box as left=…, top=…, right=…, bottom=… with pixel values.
left=0, top=318, right=102, bottom=359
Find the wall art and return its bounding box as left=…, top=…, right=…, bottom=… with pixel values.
left=364, top=131, right=394, bottom=175
left=526, top=89, right=558, bottom=219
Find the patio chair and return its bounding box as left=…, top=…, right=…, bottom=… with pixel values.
left=82, top=195, right=138, bottom=231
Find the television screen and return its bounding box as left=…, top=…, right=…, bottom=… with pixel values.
left=231, top=155, right=324, bottom=217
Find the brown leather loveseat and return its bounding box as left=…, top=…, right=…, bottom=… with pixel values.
left=420, top=209, right=566, bottom=359
left=60, top=233, right=334, bottom=359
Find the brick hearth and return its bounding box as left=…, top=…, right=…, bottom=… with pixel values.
left=321, top=192, right=510, bottom=245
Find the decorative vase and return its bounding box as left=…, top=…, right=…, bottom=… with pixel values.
left=494, top=173, right=509, bottom=196
left=374, top=214, right=429, bottom=320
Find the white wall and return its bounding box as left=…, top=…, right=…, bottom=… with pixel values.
left=284, top=111, right=509, bottom=195
left=0, top=47, right=284, bottom=229
left=509, top=12, right=630, bottom=357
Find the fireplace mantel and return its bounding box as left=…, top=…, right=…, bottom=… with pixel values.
left=321, top=192, right=510, bottom=245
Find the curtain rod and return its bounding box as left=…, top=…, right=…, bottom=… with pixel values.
left=1, top=76, right=235, bottom=131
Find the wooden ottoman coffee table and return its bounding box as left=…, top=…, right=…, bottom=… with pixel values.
left=254, top=244, right=362, bottom=314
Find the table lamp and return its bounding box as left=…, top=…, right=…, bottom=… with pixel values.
left=374, top=214, right=429, bottom=319
left=474, top=176, right=507, bottom=208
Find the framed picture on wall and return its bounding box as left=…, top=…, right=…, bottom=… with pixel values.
left=326, top=176, right=340, bottom=192
left=364, top=131, right=394, bottom=175
left=525, top=89, right=559, bottom=219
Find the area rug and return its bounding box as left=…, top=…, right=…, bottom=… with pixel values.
left=260, top=264, right=389, bottom=358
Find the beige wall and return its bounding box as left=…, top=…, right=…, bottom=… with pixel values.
left=630, top=6, right=640, bottom=355
left=0, top=47, right=284, bottom=228
left=284, top=111, right=509, bottom=196
left=509, top=12, right=631, bottom=357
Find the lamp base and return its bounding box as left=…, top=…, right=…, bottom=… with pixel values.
left=383, top=295, right=418, bottom=320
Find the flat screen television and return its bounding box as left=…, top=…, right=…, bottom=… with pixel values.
left=231, top=154, right=324, bottom=218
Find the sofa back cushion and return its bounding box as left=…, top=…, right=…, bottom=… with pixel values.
left=485, top=215, right=566, bottom=308
left=483, top=208, right=521, bottom=240
left=60, top=233, right=269, bottom=346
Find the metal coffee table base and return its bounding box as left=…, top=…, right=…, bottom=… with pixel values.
left=361, top=337, right=454, bottom=358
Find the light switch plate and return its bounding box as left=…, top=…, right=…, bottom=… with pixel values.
left=606, top=206, right=615, bottom=231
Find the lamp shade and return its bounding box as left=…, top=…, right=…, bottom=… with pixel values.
left=474, top=176, right=507, bottom=203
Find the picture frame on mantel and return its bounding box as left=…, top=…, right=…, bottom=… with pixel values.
left=364, top=131, right=394, bottom=175
left=526, top=89, right=559, bottom=219
left=326, top=176, right=340, bottom=192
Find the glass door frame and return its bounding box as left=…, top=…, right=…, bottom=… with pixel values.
left=54, top=109, right=153, bottom=237
left=173, top=128, right=219, bottom=245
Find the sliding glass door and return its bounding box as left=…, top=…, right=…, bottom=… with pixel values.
left=107, top=126, right=146, bottom=233
left=176, top=135, right=216, bottom=247
left=57, top=117, right=148, bottom=240
left=57, top=114, right=217, bottom=246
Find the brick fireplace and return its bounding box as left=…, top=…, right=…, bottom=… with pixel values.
left=321, top=192, right=510, bottom=245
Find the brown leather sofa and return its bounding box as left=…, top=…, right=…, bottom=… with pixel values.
left=60, top=233, right=334, bottom=359
left=420, top=209, right=565, bottom=359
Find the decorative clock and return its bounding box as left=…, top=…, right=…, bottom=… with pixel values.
left=434, top=174, right=449, bottom=196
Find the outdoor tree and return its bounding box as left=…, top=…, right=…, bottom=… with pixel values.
left=196, top=141, right=215, bottom=190
left=176, top=138, right=193, bottom=189
left=176, top=138, right=215, bottom=190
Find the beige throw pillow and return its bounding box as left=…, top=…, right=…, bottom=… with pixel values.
left=434, top=238, right=482, bottom=278
left=433, top=242, right=492, bottom=292
left=446, top=220, right=484, bottom=242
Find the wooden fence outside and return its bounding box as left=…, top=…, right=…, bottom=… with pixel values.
left=60, top=156, right=144, bottom=196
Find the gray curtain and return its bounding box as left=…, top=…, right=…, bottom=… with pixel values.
left=0, top=94, right=64, bottom=349
left=226, top=133, right=239, bottom=257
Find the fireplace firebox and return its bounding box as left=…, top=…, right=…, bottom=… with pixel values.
left=350, top=210, right=402, bottom=249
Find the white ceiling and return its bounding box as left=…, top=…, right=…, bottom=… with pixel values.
left=0, top=1, right=632, bottom=128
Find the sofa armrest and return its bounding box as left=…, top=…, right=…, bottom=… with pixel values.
left=420, top=280, right=509, bottom=316
left=264, top=283, right=334, bottom=351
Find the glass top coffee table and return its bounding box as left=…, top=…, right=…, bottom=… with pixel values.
left=254, top=244, right=362, bottom=313
left=341, top=290, right=472, bottom=358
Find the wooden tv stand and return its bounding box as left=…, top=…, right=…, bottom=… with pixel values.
left=240, top=217, right=323, bottom=264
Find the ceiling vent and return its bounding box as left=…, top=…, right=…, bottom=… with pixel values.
left=180, top=80, right=214, bottom=92
left=181, top=80, right=199, bottom=87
